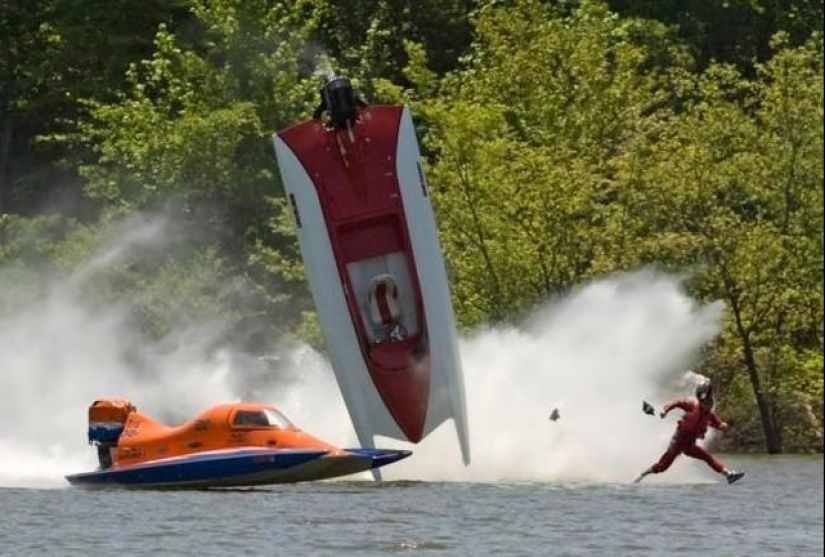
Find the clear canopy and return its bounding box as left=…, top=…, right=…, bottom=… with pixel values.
left=232, top=407, right=295, bottom=429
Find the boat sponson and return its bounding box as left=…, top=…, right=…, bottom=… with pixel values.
left=261, top=448, right=414, bottom=483
left=65, top=448, right=327, bottom=489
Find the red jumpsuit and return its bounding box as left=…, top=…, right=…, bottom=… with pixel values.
left=650, top=398, right=727, bottom=474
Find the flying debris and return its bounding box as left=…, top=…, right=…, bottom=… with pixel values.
left=272, top=76, right=470, bottom=465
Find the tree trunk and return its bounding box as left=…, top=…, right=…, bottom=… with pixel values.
left=738, top=319, right=784, bottom=453
left=0, top=66, right=15, bottom=214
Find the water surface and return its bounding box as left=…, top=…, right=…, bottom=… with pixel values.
left=1, top=455, right=821, bottom=556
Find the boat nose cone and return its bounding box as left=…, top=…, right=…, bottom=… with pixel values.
left=344, top=448, right=414, bottom=469
left=392, top=406, right=425, bottom=442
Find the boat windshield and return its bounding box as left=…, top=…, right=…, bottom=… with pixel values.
left=263, top=408, right=295, bottom=429
left=232, top=408, right=296, bottom=429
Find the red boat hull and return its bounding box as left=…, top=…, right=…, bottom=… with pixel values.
left=274, top=102, right=470, bottom=463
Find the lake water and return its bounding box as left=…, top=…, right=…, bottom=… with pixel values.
left=0, top=455, right=820, bottom=557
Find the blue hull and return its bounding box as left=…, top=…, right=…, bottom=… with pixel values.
left=65, top=447, right=413, bottom=488
left=345, top=448, right=413, bottom=469
left=65, top=448, right=328, bottom=489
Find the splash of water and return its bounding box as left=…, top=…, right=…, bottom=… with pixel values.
left=0, top=217, right=724, bottom=488
left=379, top=269, right=726, bottom=484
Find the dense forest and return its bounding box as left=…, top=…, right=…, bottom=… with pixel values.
left=1, top=0, right=822, bottom=453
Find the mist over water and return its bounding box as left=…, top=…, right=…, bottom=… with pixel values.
left=0, top=217, right=725, bottom=488
left=381, top=271, right=723, bottom=484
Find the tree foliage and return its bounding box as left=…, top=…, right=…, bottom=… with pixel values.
left=0, top=0, right=821, bottom=451
left=60, top=0, right=333, bottom=350
left=420, top=0, right=679, bottom=324
left=613, top=34, right=823, bottom=452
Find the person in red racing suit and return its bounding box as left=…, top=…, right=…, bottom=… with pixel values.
left=635, top=380, right=744, bottom=484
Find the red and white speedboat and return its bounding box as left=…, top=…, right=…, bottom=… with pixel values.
left=272, top=77, right=469, bottom=464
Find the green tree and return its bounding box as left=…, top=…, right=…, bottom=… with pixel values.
left=314, top=0, right=476, bottom=90
left=608, top=0, right=823, bottom=72
left=1, top=0, right=63, bottom=213
left=418, top=0, right=675, bottom=326
left=72, top=0, right=331, bottom=348
left=1, top=0, right=190, bottom=215
left=616, top=35, right=823, bottom=452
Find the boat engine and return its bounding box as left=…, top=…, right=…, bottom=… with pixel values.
left=87, top=399, right=136, bottom=469
left=87, top=399, right=136, bottom=444
left=313, top=76, right=366, bottom=129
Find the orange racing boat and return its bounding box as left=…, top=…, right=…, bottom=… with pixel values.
left=65, top=399, right=411, bottom=488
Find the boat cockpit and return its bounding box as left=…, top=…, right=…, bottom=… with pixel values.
left=231, top=407, right=296, bottom=430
